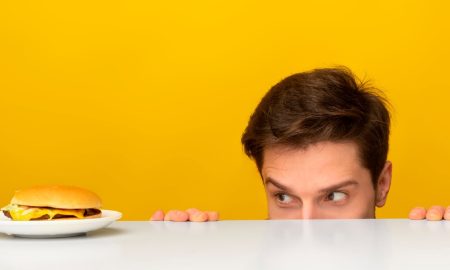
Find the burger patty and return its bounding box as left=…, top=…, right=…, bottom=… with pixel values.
left=85, top=208, right=101, bottom=216
left=3, top=211, right=12, bottom=219
left=2, top=208, right=101, bottom=220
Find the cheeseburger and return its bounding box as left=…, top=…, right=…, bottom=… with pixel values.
left=1, top=185, right=102, bottom=221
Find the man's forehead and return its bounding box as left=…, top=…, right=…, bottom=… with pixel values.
left=261, top=141, right=368, bottom=188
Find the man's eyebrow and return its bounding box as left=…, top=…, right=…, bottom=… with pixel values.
left=264, top=177, right=295, bottom=194
left=318, top=180, right=359, bottom=194
left=264, top=177, right=358, bottom=194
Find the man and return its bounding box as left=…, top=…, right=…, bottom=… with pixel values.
left=150, top=67, right=449, bottom=221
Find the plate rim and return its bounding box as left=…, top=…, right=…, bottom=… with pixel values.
left=0, top=209, right=122, bottom=237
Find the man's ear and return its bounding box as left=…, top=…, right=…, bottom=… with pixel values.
left=376, top=161, right=392, bottom=207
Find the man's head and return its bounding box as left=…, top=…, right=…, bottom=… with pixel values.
left=241, top=67, right=392, bottom=219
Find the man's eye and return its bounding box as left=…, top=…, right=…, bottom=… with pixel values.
left=326, top=191, right=347, bottom=202
left=275, top=193, right=294, bottom=204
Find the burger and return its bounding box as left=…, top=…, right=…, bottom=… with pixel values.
left=1, top=185, right=102, bottom=221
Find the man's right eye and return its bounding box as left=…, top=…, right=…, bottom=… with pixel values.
left=274, top=193, right=294, bottom=204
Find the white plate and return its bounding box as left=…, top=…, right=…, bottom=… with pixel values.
left=0, top=209, right=122, bottom=238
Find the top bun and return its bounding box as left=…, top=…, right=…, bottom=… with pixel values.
left=11, top=185, right=102, bottom=209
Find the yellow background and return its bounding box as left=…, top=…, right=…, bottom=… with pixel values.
left=1, top=1, right=449, bottom=220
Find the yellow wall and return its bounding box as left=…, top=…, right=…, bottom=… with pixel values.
left=1, top=1, right=449, bottom=220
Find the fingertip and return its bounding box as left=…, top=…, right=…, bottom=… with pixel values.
left=189, top=211, right=208, bottom=222
left=409, top=207, right=426, bottom=220
left=165, top=210, right=189, bottom=222
left=150, top=210, right=165, bottom=221
left=430, top=205, right=445, bottom=212
left=426, top=212, right=442, bottom=221
left=206, top=211, right=219, bottom=221
left=186, top=208, right=200, bottom=215
left=164, top=210, right=173, bottom=221
left=444, top=206, right=450, bottom=220
left=426, top=206, right=444, bottom=221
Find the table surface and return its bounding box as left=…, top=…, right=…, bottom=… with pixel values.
left=1, top=219, right=450, bottom=269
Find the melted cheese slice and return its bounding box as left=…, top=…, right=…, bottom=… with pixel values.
left=2, top=204, right=85, bottom=221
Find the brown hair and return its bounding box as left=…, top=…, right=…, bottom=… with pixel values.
left=241, top=67, right=391, bottom=184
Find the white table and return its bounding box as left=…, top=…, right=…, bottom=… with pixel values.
left=1, top=219, right=450, bottom=269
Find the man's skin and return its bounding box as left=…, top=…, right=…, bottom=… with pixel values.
left=150, top=141, right=450, bottom=221
left=262, top=141, right=389, bottom=219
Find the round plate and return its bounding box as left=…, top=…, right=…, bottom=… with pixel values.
left=0, top=209, right=122, bottom=238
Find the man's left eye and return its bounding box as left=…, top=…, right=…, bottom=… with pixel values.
left=326, top=191, right=347, bottom=202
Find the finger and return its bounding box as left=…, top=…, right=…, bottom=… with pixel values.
left=426, top=205, right=445, bottom=221
left=188, top=210, right=208, bottom=222
left=206, top=211, right=219, bottom=221
left=444, top=206, right=450, bottom=220
left=409, top=207, right=426, bottom=220
left=150, top=210, right=165, bottom=221
left=164, top=210, right=189, bottom=222
left=186, top=208, right=201, bottom=215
